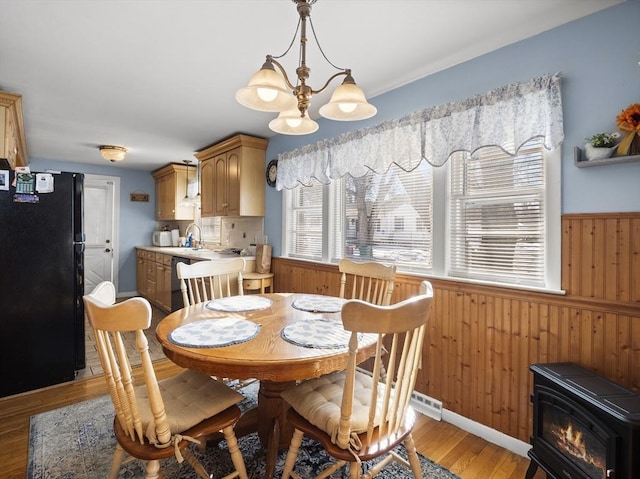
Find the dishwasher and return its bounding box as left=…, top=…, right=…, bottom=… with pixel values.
left=170, top=256, right=192, bottom=312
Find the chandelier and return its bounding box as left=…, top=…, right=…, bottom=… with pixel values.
left=99, top=145, right=127, bottom=162
left=235, top=0, right=376, bottom=135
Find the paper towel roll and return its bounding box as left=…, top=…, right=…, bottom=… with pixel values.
left=171, top=229, right=179, bottom=246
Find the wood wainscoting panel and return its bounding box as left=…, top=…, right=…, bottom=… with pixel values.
left=562, top=213, right=640, bottom=302
left=272, top=212, right=640, bottom=444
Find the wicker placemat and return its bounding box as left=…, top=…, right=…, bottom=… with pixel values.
left=206, top=295, right=273, bottom=312
left=169, top=317, right=260, bottom=348
left=291, top=294, right=347, bottom=313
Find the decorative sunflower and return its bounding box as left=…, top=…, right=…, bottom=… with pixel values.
left=616, top=103, right=640, bottom=156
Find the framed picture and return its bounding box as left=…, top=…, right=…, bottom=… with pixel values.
left=0, top=170, right=9, bottom=190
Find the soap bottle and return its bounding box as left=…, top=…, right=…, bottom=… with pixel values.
left=185, top=233, right=193, bottom=248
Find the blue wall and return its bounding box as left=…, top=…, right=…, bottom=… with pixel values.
left=265, top=1, right=640, bottom=257
left=29, top=158, right=156, bottom=293
left=28, top=2, right=640, bottom=289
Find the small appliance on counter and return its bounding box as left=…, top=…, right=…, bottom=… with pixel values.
left=152, top=231, right=172, bottom=246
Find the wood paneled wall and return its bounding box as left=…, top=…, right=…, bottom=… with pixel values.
left=272, top=212, right=640, bottom=444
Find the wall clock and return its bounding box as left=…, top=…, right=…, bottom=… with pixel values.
left=266, top=159, right=278, bottom=187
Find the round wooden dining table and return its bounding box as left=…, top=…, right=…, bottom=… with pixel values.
left=156, top=292, right=376, bottom=478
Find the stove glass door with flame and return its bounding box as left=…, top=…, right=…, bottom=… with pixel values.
left=537, top=388, right=616, bottom=479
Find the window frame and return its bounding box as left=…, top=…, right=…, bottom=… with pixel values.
left=281, top=147, right=562, bottom=293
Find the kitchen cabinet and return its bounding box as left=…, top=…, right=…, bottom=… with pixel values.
left=156, top=253, right=172, bottom=311
left=199, top=158, right=215, bottom=216
left=0, top=90, right=28, bottom=168
left=195, top=134, right=268, bottom=217
left=136, top=249, right=172, bottom=312
left=136, top=249, right=147, bottom=295
left=151, top=163, right=195, bottom=221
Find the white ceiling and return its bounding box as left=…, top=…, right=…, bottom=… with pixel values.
left=0, top=0, right=622, bottom=171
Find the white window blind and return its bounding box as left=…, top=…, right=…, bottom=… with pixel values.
left=448, top=138, right=545, bottom=286
left=329, top=161, right=433, bottom=272
left=284, top=179, right=324, bottom=261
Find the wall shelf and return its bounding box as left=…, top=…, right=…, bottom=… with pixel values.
left=574, top=146, right=640, bottom=168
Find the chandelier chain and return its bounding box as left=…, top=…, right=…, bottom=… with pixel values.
left=307, top=17, right=347, bottom=72
left=272, top=18, right=301, bottom=61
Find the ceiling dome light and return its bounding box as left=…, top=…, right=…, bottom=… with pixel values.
left=99, top=145, right=127, bottom=162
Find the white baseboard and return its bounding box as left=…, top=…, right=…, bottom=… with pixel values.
left=441, top=408, right=531, bottom=458
left=407, top=391, right=531, bottom=457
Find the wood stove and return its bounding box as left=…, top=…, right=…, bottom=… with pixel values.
left=527, top=363, right=639, bottom=479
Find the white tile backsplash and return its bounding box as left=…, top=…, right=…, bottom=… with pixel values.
left=221, top=217, right=264, bottom=248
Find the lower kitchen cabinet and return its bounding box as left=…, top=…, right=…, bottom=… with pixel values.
left=136, top=249, right=172, bottom=312
left=136, top=248, right=258, bottom=312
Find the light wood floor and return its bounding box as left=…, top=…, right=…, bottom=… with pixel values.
left=0, top=359, right=544, bottom=479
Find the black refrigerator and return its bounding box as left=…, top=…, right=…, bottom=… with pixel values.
left=0, top=169, right=85, bottom=397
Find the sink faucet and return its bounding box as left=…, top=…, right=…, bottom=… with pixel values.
left=185, top=223, right=203, bottom=249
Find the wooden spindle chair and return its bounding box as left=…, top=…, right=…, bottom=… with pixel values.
left=177, top=257, right=255, bottom=389
left=84, top=281, right=248, bottom=479
left=177, top=257, right=245, bottom=306
left=280, top=281, right=434, bottom=479
left=338, top=258, right=396, bottom=306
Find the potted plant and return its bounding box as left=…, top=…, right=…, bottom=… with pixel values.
left=584, top=132, right=620, bottom=160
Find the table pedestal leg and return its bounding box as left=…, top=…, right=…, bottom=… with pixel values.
left=258, top=380, right=295, bottom=478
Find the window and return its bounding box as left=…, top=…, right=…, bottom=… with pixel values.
left=283, top=137, right=560, bottom=290
left=448, top=139, right=546, bottom=286
left=284, top=180, right=324, bottom=261
left=286, top=161, right=433, bottom=273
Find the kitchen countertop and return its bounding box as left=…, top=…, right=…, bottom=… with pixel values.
left=137, top=245, right=255, bottom=262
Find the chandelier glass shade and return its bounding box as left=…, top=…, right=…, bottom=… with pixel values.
left=99, top=145, right=127, bottom=162
left=318, top=75, right=378, bottom=121
left=235, top=62, right=297, bottom=112
left=269, top=107, right=319, bottom=135
left=235, top=0, right=376, bottom=135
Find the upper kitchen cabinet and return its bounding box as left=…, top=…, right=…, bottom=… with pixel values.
left=195, top=134, right=268, bottom=217
left=0, top=91, right=28, bottom=169
left=151, top=163, right=195, bottom=221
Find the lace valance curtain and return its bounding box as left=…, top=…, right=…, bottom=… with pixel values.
left=276, top=72, right=563, bottom=190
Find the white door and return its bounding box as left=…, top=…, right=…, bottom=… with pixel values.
left=84, top=174, right=120, bottom=294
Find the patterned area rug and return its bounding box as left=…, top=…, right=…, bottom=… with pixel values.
left=28, top=383, right=460, bottom=478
